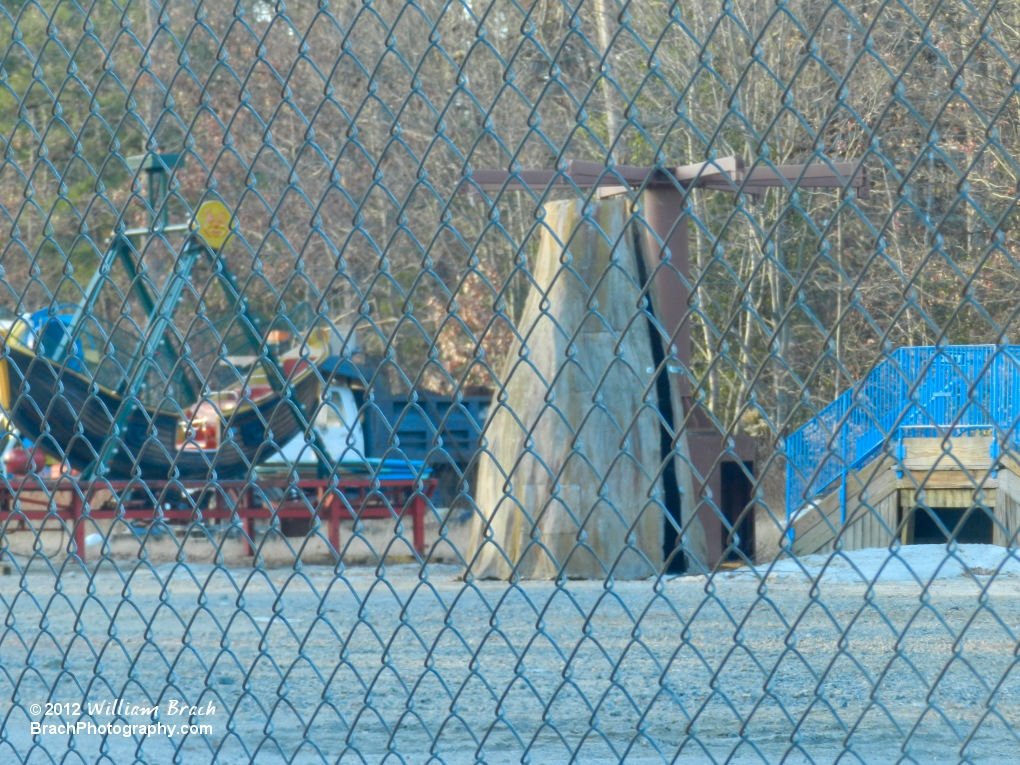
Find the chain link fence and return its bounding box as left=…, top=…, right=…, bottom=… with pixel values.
left=1, top=0, right=1019, bottom=762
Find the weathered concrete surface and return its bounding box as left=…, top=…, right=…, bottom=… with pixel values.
left=468, top=198, right=704, bottom=580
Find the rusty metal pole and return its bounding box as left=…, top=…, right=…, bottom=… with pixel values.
left=642, top=186, right=692, bottom=393
left=641, top=185, right=709, bottom=570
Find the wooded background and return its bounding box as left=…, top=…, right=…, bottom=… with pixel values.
left=1, top=0, right=1016, bottom=471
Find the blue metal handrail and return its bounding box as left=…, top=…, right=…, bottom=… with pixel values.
left=785, top=345, right=1020, bottom=520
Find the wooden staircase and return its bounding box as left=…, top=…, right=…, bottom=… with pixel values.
left=791, top=436, right=1020, bottom=555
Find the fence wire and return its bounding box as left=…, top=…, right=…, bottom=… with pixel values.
left=1, top=0, right=1020, bottom=762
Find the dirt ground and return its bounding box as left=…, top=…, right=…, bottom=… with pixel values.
left=2, top=545, right=1020, bottom=764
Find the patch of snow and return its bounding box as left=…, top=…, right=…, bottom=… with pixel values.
left=732, top=544, right=1020, bottom=584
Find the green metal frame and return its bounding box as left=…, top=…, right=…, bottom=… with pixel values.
left=83, top=234, right=334, bottom=479
left=39, top=153, right=334, bottom=479
left=50, top=234, right=198, bottom=402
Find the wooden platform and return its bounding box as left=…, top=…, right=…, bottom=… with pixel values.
left=0, top=475, right=437, bottom=561
left=790, top=436, right=1020, bottom=555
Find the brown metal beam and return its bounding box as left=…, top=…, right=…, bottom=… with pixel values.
left=462, top=156, right=868, bottom=198
left=462, top=155, right=868, bottom=375
left=463, top=157, right=744, bottom=193
left=699, top=162, right=870, bottom=198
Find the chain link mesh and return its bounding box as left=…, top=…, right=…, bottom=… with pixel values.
left=0, top=0, right=1018, bottom=762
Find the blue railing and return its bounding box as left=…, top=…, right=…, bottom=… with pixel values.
left=785, top=345, right=1020, bottom=518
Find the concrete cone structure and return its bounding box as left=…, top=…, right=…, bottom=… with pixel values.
left=466, top=197, right=707, bottom=580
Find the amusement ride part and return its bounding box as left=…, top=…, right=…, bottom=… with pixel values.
left=0, top=153, right=338, bottom=480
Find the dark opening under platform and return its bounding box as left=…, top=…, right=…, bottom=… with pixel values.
left=910, top=506, right=994, bottom=546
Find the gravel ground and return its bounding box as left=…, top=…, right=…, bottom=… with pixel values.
left=3, top=547, right=1020, bottom=764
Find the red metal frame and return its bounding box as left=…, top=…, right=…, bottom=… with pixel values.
left=0, top=476, right=437, bottom=561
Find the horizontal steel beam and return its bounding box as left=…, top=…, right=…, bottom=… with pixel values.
left=461, top=156, right=869, bottom=198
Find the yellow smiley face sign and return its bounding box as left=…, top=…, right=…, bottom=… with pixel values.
left=194, top=201, right=234, bottom=249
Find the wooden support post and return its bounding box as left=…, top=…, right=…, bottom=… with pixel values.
left=840, top=472, right=848, bottom=526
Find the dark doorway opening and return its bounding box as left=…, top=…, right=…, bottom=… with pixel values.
left=911, top=506, right=993, bottom=545
left=721, top=461, right=755, bottom=561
